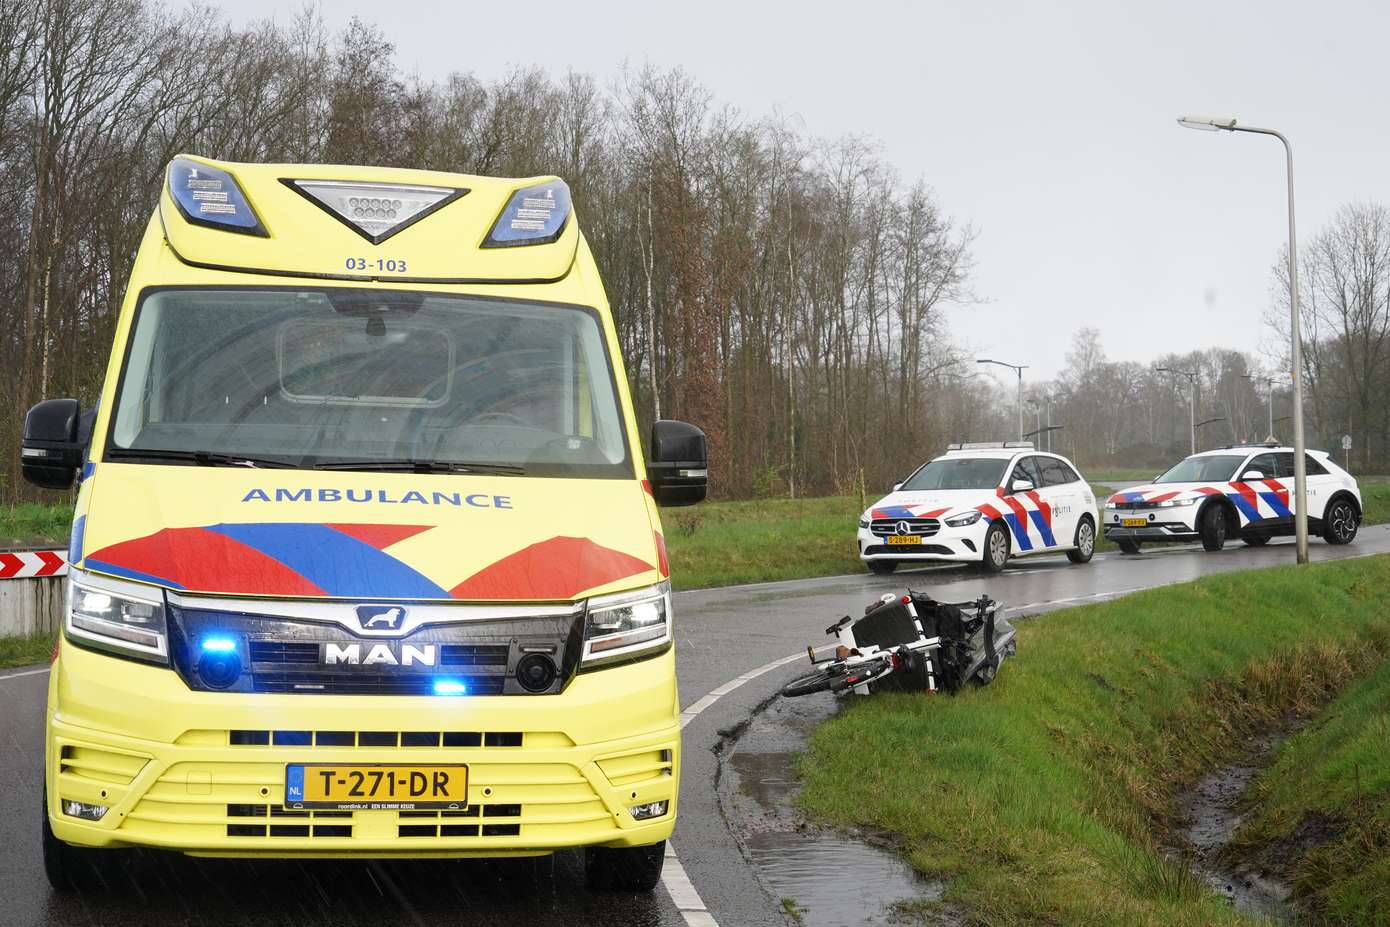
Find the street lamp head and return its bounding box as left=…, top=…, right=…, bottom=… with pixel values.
left=976, top=358, right=993, bottom=365
left=1177, top=115, right=1237, bottom=131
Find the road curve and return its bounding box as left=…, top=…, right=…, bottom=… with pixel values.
left=3, top=526, right=1387, bottom=926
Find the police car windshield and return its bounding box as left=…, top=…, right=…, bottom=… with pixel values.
left=1155, top=454, right=1245, bottom=483
left=108, top=288, right=631, bottom=477
left=901, top=457, right=1008, bottom=491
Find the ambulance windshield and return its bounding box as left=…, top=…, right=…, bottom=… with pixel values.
left=108, top=288, right=631, bottom=477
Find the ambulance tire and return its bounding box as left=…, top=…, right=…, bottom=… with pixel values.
left=1199, top=502, right=1229, bottom=552
left=1066, top=516, right=1096, bottom=564
left=867, top=559, right=898, bottom=575
left=1117, top=539, right=1142, bottom=555
left=978, top=521, right=1010, bottom=573
left=585, top=840, right=666, bottom=892
left=42, top=785, right=113, bottom=892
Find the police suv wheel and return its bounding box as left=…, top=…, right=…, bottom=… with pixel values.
left=1241, top=534, right=1270, bottom=547
left=979, top=521, right=1009, bottom=573
left=585, top=840, right=666, bottom=892
left=1323, top=498, right=1359, bottom=545
left=1117, top=539, right=1142, bottom=555
left=867, top=559, right=897, bottom=575
left=1200, top=503, right=1228, bottom=552
left=1067, top=517, right=1095, bottom=564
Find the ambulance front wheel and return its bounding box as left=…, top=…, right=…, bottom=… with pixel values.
left=586, top=840, right=666, bottom=892
left=978, top=521, right=1010, bottom=573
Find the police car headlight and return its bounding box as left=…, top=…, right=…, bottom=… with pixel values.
left=1154, top=497, right=1197, bottom=508
left=65, top=567, right=169, bottom=664
left=1104, top=501, right=1118, bottom=510
left=944, top=510, right=982, bottom=528
left=582, top=582, right=671, bottom=667
left=858, top=517, right=870, bottom=529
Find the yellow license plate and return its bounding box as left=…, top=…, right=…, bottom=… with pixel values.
left=1121, top=518, right=1148, bottom=528
left=886, top=535, right=922, bottom=545
left=286, top=764, right=468, bottom=810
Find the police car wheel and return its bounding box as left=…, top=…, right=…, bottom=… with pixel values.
left=979, top=522, right=1010, bottom=573
left=867, top=559, right=897, bottom=575
left=1067, top=517, right=1095, bottom=564
left=585, top=840, right=666, bottom=892
left=1200, top=503, right=1228, bottom=552
left=1241, top=534, right=1270, bottom=547
left=1117, top=539, right=1142, bottom=555
left=1323, top=499, right=1359, bottom=545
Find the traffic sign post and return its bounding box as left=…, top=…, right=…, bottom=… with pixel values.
left=1342, top=433, right=1352, bottom=471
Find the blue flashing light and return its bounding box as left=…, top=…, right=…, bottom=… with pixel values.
left=482, top=180, right=571, bottom=248
left=433, top=679, right=468, bottom=696
left=200, top=637, right=237, bottom=653
left=167, top=157, right=267, bottom=237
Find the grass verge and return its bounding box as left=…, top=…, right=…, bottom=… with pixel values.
left=795, top=555, right=1390, bottom=925
left=0, top=630, right=56, bottom=669
left=0, top=502, right=72, bottom=544
left=1227, top=657, right=1390, bottom=922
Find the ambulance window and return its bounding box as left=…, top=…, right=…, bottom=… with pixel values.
left=107, top=288, right=632, bottom=477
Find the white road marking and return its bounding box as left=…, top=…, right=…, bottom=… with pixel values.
left=0, top=666, right=49, bottom=681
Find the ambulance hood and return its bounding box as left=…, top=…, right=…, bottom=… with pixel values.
left=74, top=465, right=666, bottom=602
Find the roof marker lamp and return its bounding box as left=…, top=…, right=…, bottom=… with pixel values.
left=433, top=679, right=468, bottom=696
left=482, top=179, right=571, bottom=248
left=166, top=157, right=267, bottom=236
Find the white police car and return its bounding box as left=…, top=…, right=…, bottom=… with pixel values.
left=858, top=443, right=1098, bottom=574
left=1102, top=444, right=1362, bottom=553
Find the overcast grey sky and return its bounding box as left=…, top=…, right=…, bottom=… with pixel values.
left=222, top=0, right=1389, bottom=381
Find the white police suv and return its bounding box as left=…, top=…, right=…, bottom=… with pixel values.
left=858, top=443, right=1098, bottom=574
left=1102, top=444, right=1362, bottom=553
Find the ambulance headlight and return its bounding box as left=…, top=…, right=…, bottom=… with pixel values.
left=944, top=510, right=983, bottom=528
left=482, top=179, right=571, bottom=248
left=166, top=157, right=267, bottom=237
left=582, top=582, right=671, bottom=666
left=65, top=568, right=168, bottom=664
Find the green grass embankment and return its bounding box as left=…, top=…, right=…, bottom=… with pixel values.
left=796, top=556, right=1390, bottom=925
left=1227, top=657, right=1390, bottom=922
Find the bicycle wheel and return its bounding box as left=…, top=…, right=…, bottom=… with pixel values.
left=827, top=657, right=896, bottom=693
left=781, top=669, right=836, bottom=698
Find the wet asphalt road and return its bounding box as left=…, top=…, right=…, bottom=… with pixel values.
left=3, top=527, right=1388, bottom=927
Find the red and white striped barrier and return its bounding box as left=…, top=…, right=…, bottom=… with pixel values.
left=0, top=550, right=68, bottom=579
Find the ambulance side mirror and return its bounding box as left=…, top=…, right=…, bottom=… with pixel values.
left=648, top=420, right=707, bottom=507
left=22, top=398, right=84, bottom=490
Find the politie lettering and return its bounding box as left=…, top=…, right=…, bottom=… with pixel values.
left=241, top=487, right=513, bottom=509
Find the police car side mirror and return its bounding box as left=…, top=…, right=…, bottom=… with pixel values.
left=22, top=398, right=84, bottom=490
left=1010, top=478, right=1035, bottom=494
left=1241, top=469, right=1264, bottom=481
left=892, top=482, right=903, bottom=492
left=648, top=420, right=708, bottom=507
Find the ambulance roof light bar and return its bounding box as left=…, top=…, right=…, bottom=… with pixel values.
left=166, top=157, right=267, bottom=237
left=285, top=178, right=467, bottom=245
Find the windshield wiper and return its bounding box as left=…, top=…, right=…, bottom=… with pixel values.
left=311, top=459, right=526, bottom=475
left=107, top=448, right=299, bottom=469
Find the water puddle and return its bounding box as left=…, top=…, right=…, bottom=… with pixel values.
left=720, top=693, right=951, bottom=926
left=1173, top=732, right=1295, bottom=922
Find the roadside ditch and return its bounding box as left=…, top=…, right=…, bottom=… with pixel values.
left=715, top=690, right=958, bottom=926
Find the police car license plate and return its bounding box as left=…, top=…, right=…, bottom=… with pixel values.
left=285, top=764, right=468, bottom=810
left=1121, top=518, right=1148, bottom=528
left=886, top=536, right=921, bottom=545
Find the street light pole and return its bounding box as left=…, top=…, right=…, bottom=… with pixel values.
left=1243, top=373, right=1282, bottom=442
left=977, top=358, right=1028, bottom=442
left=1178, top=115, right=1308, bottom=563
left=1156, top=366, right=1197, bottom=454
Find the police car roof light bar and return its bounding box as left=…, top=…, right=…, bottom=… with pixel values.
left=945, top=441, right=1035, bottom=451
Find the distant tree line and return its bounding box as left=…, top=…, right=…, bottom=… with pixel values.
left=1, top=0, right=1383, bottom=506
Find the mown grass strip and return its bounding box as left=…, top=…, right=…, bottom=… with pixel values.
left=0, top=630, right=56, bottom=670
left=796, top=555, right=1390, bottom=926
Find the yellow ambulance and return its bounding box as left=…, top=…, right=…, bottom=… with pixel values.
left=21, top=155, right=707, bottom=892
